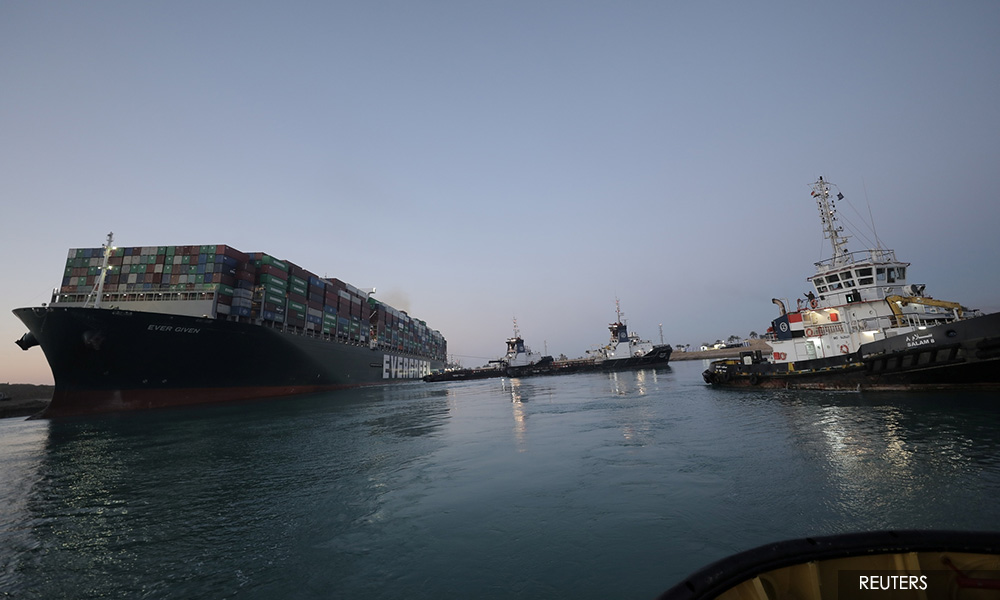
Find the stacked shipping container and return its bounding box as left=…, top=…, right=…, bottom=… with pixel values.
left=56, top=244, right=446, bottom=361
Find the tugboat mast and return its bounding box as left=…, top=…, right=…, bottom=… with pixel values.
left=811, top=177, right=850, bottom=265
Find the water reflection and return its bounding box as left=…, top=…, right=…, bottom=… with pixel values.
left=767, top=390, right=1000, bottom=522
left=362, top=387, right=452, bottom=438
left=5, top=387, right=456, bottom=599
left=607, top=368, right=670, bottom=396
left=501, top=378, right=534, bottom=451
left=5, top=369, right=999, bottom=600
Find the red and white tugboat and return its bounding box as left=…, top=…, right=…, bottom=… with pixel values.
left=703, top=177, right=1000, bottom=390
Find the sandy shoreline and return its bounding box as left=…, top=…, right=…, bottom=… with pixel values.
left=668, top=338, right=772, bottom=362
left=0, top=384, right=53, bottom=419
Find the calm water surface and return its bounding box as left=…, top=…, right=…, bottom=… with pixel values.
left=2, top=360, right=999, bottom=599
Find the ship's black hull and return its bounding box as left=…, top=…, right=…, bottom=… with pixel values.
left=702, top=312, right=1000, bottom=391
left=14, top=306, right=444, bottom=417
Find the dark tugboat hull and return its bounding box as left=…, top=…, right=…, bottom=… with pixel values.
left=424, top=345, right=673, bottom=382
left=506, top=345, right=672, bottom=378
left=703, top=312, right=1000, bottom=391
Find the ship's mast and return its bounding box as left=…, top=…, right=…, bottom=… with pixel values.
left=811, top=177, right=850, bottom=265
left=86, top=232, right=115, bottom=309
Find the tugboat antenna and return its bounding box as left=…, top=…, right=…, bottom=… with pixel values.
left=811, top=177, right=850, bottom=265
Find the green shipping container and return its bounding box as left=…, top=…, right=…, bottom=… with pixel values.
left=257, top=255, right=289, bottom=272
left=258, top=273, right=288, bottom=290
left=264, top=290, right=286, bottom=305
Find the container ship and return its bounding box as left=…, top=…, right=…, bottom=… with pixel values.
left=702, top=177, right=1000, bottom=390
left=14, top=234, right=447, bottom=417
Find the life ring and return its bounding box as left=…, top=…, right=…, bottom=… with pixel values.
left=772, top=352, right=787, bottom=361
left=810, top=298, right=819, bottom=309
left=839, top=344, right=849, bottom=354
left=805, top=328, right=814, bottom=337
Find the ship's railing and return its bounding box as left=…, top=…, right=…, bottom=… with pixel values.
left=253, top=317, right=445, bottom=361
left=765, top=322, right=845, bottom=340
left=814, top=248, right=898, bottom=270
left=54, top=283, right=217, bottom=305
left=806, top=323, right=845, bottom=336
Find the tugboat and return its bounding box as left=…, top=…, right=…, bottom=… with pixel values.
left=508, top=300, right=672, bottom=377
left=425, top=308, right=671, bottom=381
left=703, top=177, right=1000, bottom=390
left=423, top=320, right=549, bottom=381
left=583, top=299, right=672, bottom=371
left=500, top=320, right=554, bottom=377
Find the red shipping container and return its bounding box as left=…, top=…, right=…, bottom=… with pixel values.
left=258, top=264, right=288, bottom=280
left=222, top=245, right=248, bottom=262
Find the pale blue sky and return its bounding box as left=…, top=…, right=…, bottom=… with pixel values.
left=3, top=1, right=999, bottom=383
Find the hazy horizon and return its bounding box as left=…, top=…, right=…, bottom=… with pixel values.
left=3, top=1, right=999, bottom=384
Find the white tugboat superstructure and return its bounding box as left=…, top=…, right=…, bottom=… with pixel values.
left=502, top=318, right=547, bottom=368
left=587, top=299, right=658, bottom=363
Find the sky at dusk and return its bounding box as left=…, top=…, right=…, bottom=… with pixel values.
left=2, top=1, right=999, bottom=384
